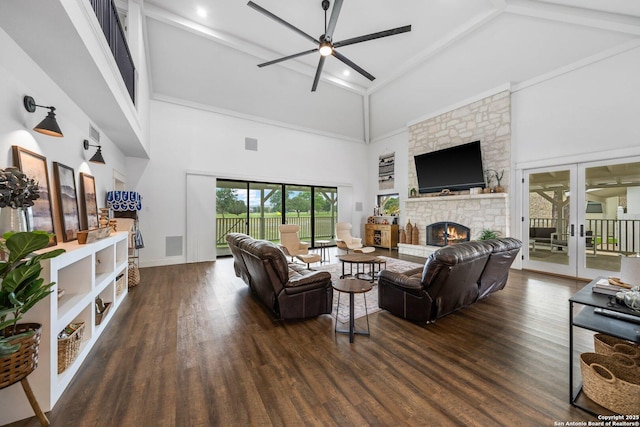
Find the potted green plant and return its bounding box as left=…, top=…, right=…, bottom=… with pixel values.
left=477, top=229, right=501, bottom=241
left=0, top=231, right=64, bottom=357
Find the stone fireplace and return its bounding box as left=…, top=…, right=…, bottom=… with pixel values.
left=399, top=89, right=512, bottom=258
left=398, top=193, right=509, bottom=257
left=426, top=221, right=470, bottom=247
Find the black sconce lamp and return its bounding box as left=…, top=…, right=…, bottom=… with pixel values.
left=23, top=95, right=64, bottom=137
left=83, top=139, right=106, bottom=164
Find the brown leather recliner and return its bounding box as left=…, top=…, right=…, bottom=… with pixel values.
left=226, top=233, right=333, bottom=319
left=377, top=238, right=522, bottom=323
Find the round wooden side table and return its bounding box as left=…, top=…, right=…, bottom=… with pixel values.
left=332, top=278, right=373, bottom=343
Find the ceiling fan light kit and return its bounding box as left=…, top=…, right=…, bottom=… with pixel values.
left=248, top=0, right=411, bottom=92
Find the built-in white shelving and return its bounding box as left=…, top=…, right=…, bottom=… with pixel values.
left=0, top=232, right=129, bottom=425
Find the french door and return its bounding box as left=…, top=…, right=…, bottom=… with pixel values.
left=523, top=158, right=640, bottom=279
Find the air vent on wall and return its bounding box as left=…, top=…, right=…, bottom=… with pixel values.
left=245, top=137, right=258, bottom=151
left=89, top=124, right=100, bottom=142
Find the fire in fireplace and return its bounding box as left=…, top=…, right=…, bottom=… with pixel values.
left=426, top=222, right=471, bottom=247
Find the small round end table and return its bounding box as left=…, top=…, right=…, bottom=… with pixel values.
left=332, top=278, right=373, bottom=343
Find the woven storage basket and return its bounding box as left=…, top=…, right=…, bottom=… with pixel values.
left=594, top=334, right=640, bottom=365
left=116, top=274, right=126, bottom=296
left=0, top=323, right=42, bottom=390
left=580, top=352, right=640, bottom=414
left=57, top=322, right=84, bottom=374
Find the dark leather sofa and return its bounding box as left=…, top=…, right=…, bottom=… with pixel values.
left=377, top=238, right=522, bottom=323
left=226, top=233, right=333, bottom=319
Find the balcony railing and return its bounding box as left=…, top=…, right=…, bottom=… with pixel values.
left=529, top=218, right=640, bottom=254
left=216, top=217, right=336, bottom=246
left=89, top=0, right=136, bottom=103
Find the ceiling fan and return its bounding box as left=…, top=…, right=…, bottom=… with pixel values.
left=248, top=0, right=411, bottom=91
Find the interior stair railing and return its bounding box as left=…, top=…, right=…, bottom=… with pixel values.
left=88, top=0, right=136, bottom=103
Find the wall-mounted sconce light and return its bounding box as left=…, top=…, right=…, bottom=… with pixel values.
left=23, top=95, right=63, bottom=137
left=83, top=139, right=106, bottom=164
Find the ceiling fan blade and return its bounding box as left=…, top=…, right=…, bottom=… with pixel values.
left=332, top=50, right=375, bottom=81
left=258, top=48, right=319, bottom=67
left=247, top=1, right=319, bottom=45
left=325, top=0, right=343, bottom=40
left=333, top=25, right=411, bottom=48
left=311, top=56, right=326, bottom=92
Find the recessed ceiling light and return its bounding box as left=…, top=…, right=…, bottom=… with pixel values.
left=196, top=7, right=207, bottom=18
left=343, top=70, right=350, bottom=76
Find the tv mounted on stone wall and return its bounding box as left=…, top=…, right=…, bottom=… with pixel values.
left=414, top=140, right=485, bottom=194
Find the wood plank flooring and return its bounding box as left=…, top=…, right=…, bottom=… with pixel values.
left=6, top=249, right=600, bottom=426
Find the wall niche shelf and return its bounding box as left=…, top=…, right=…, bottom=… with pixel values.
left=0, top=232, right=129, bottom=425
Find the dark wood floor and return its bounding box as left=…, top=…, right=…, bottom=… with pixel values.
left=7, top=248, right=600, bottom=426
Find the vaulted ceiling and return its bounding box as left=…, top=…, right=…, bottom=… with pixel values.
left=143, top=0, right=640, bottom=142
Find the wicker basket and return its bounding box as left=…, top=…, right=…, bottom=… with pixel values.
left=594, top=334, right=640, bottom=365
left=580, top=352, right=640, bottom=414
left=116, top=274, right=126, bottom=296
left=57, top=322, right=85, bottom=374
left=0, top=323, right=42, bottom=390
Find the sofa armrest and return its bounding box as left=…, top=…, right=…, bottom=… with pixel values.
left=378, top=270, right=423, bottom=291
left=284, top=271, right=331, bottom=295
left=401, top=266, right=424, bottom=277
left=299, top=242, right=310, bottom=250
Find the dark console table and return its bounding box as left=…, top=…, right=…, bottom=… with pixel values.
left=569, top=278, right=640, bottom=415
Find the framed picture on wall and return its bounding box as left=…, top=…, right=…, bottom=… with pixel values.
left=79, top=173, right=99, bottom=230
left=53, top=162, right=80, bottom=242
left=12, top=145, right=56, bottom=244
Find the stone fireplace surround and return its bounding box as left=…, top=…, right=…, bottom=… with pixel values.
left=398, top=193, right=509, bottom=258
left=400, top=90, right=512, bottom=258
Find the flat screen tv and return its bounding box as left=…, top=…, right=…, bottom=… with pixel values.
left=414, top=141, right=485, bottom=194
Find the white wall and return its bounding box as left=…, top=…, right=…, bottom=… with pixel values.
left=512, top=47, right=640, bottom=166
left=135, top=99, right=368, bottom=266
left=0, top=26, right=127, bottom=244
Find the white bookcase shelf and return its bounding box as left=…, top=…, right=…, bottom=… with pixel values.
left=0, top=231, right=129, bottom=425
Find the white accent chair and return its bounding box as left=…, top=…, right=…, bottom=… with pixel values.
left=336, top=222, right=375, bottom=254
left=278, top=224, right=310, bottom=261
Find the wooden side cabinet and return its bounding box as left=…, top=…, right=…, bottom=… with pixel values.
left=365, top=224, right=399, bottom=250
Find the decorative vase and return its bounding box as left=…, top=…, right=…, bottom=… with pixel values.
left=494, top=186, right=504, bottom=193
left=399, top=229, right=406, bottom=244
left=406, top=220, right=413, bottom=245
left=410, top=188, right=417, bottom=198
left=412, top=222, right=419, bottom=245
left=0, top=207, right=31, bottom=236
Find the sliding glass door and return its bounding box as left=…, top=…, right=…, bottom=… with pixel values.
left=216, top=180, right=338, bottom=256
left=315, top=187, right=338, bottom=244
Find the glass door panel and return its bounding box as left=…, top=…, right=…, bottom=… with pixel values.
left=284, top=185, right=312, bottom=245
left=524, top=166, right=577, bottom=276
left=216, top=180, right=249, bottom=256
left=248, top=182, right=281, bottom=243
left=314, top=187, right=338, bottom=245
left=579, top=159, right=640, bottom=278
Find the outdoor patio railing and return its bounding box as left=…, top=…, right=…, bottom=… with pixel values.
left=529, top=218, right=640, bottom=254
left=216, top=217, right=336, bottom=246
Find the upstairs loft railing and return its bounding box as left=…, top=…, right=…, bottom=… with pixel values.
left=89, top=0, right=136, bottom=103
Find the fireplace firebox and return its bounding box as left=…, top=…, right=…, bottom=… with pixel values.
left=426, top=222, right=470, bottom=247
